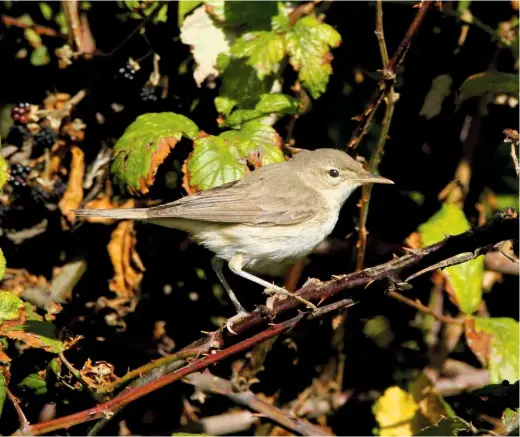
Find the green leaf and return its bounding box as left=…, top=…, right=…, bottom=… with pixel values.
left=19, top=373, right=47, bottom=395
left=23, top=321, right=65, bottom=353
left=416, top=417, right=476, bottom=436
left=457, top=0, right=472, bottom=12
left=0, top=248, right=5, bottom=282
left=30, top=46, right=50, bottom=66
left=178, top=0, right=201, bottom=26
left=111, top=113, right=199, bottom=195
left=474, top=317, right=519, bottom=384
left=214, top=96, right=237, bottom=116
left=0, top=291, right=23, bottom=323
left=224, top=93, right=300, bottom=128
left=55, top=11, right=68, bottom=34
left=256, top=93, right=300, bottom=114
left=418, top=203, right=483, bottom=314
left=217, top=58, right=273, bottom=114
left=503, top=408, right=519, bottom=436
left=271, top=1, right=289, bottom=33
left=230, top=31, right=284, bottom=79
left=185, top=120, right=284, bottom=191
left=459, top=72, right=519, bottom=101
left=286, top=15, right=341, bottom=99
left=0, top=372, right=5, bottom=419
left=206, top=0, right=277, bottom=30
left=0, top=153, right=9, bottom=191
left=39, top=2, right=53, bottom=20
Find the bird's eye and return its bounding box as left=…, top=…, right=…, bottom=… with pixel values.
left=329, top=169, right=340, bottom=178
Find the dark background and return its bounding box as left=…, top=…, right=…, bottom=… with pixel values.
left=0, top=2, right=518, bottom=435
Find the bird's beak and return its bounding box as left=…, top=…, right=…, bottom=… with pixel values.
left=353, top=173, right=394, bottom=185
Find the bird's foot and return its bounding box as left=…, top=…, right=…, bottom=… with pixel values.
left=264, top=285, right=318, bottom=312
left=225, top=310, right=251, bottom=335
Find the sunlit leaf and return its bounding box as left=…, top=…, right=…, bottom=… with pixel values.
left=373, top=386, right=419, bottom=436
left=30, top=46, right=50, bottom=66
left=418, top=203, right=483, bottom=314
left=0, top=153, right=8, bottom=191
left=230, top=31, right=284, bottom=79
left=465, top=317, right=519, bottom=384
left=184, top=120, right=284, bottom=192
left=39, top=2, right=53, bottom=20
left=373, top=373, right=455, bottom=437
left=286, top=15, right=341, bottom=99
left=503, top=408, right=519, bottom=436
left=111, top=113, right=199, bottom=195
left=459, top=72, right=519, bottom=101
left=271, top=1, right=290, bottom=32
left=0, top=291, right=23, bottom=322
left=180, top=5, right=233, bottom=86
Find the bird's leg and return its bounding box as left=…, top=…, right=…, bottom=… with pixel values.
left=211, top=256, right=249, bottom=334
left=228, top=255, right=318, bottom=311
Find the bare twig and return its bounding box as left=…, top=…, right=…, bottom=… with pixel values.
left=355, top=90, right=396, bottom=270
left=7, top=388, right=30, bottom=434
left=348, top=1, right=432, bottom=149
left=387, top=290, right=463, bottom=325
left=186, top=372, right=332, bottom=436
left=17, top=213, right=518, bottom=436
left=1, top=15, right=61, bottom=37
left=504, top=128, right=520, bottom=176
left=62, top=0, right=82, bottom=52
left=374, top=0, right=389, bottom=68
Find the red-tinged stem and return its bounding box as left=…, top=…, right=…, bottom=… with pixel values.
left=17, top=315, right=303, bottom=436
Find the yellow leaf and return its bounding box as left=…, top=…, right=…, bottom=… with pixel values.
left=374, top=386, right=418, bottom=436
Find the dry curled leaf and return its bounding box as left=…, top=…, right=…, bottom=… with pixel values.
left=107, top=221, right=146, bottom=299
left=58, top=146, right=85, bottom=227
left=80, top=358, right=118, bottom=389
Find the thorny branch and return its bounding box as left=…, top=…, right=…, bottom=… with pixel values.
left=347, top=0, right=433, bottom=149
left=17, top=211, right=518, bottom=436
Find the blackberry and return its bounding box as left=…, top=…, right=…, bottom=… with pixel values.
left=115, top=62, right=137, bottom=81
left=34, top=126, right=58, bottom=149
left=5, top=124, right=31, bottom=148
left=8, top=163, right=31, bottom=188
left=140, top=86, right=159, bottom=102
left=30, top=179, right=66, bottom=205
left=11, top=102, right=31, bottom=124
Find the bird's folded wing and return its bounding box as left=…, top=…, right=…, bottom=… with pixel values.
left=147, top=175, right=321, bottom=226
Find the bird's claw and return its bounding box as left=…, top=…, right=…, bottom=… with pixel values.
left=225, top=311, right=250, bottom=335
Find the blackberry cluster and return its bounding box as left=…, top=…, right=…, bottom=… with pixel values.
left=8, top=163, right=31, bottom=188
left=34, top=125, right=58, bottom=149
left=11, top=103, right=31, bottom=124
left=115, top=62, right=137, bottom=81
left=140, top=86, right=159, bottom=102
left=31, top=180, right=66, bottom=204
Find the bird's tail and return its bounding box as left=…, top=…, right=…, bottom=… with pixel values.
left=73, top=208, right=148, bottom=220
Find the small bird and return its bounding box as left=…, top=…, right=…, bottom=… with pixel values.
left=74, top=148, right=393, bottom=330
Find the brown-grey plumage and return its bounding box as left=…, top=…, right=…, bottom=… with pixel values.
left=74, top=148, right=393, bottom=331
